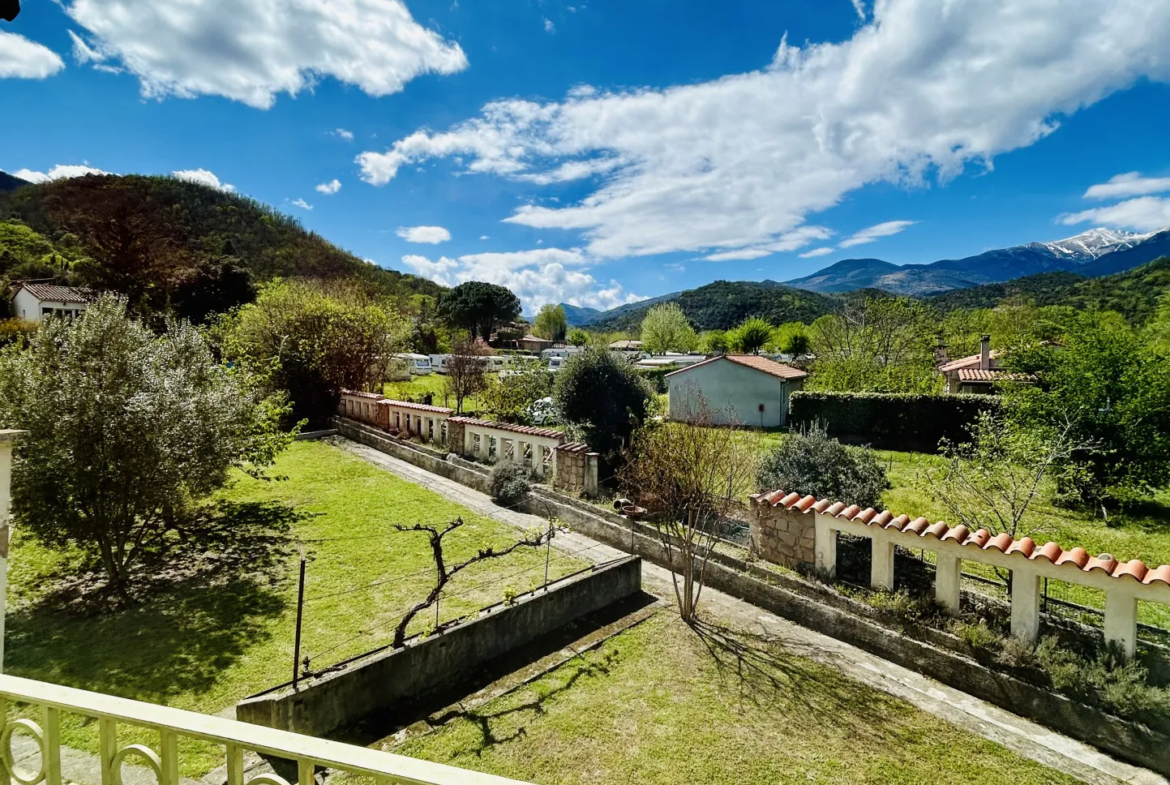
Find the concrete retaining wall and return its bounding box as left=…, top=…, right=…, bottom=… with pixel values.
left=237, top=556, right=642, bottom=739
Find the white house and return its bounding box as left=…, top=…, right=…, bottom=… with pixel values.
left=10, top=283, right=91, bottom=322
left=666, top=354, right=808, bottom=428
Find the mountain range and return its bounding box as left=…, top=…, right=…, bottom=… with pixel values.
left=784, top=227, right=1170, bottom=296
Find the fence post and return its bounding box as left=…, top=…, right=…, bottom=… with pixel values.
left=813, top=514, right=836, bottom=579
left=1010, top=569, right=1042, bottom=645
left=293, top=545, right=306, bottom=688
left=870, top=537, right=895, bottom=591
left=935, top=554, right=961, bottom=614
left=1104, top=591, right=1137, bottom=659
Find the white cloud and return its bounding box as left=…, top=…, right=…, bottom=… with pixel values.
left=543, top=18, right=555, bottom=33
left=396, top=225, right=451, bottom=244
left=838, top=220, right=916, bottom=248
left=1083, top=172, right=1170, bottom=200
left=173, top=168, right=235, bottom=192
left=0, top=31, right=65, bottom=80
left=316, top=179, right=342, bottom=195
left=704, top=226, right=833, bottom=261
left=401, top=247, right=644, bottom=312
left=291, top=198, right=313, bottom=210
left=850, top=0, right=867, bottom=20
left=800, top=247, right=835, bottom=258
left=1059, top=197, right=1170, bottom=233
left=332, top=128, right=355, bottom=141
left=63, top=0, right=468, bottom=110
left=359, top=0, right=1170, bottom=262
left=13, top=164, right=109, bottom=183
left=479, top=235, right=489, bottom=240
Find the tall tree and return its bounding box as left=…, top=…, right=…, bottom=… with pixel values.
left=0, top=295, right=292, bottom=593
left=533, top=304, right=568, bottom=341
left=445, top=338, right=490, bottom=414
left=553, top=348, right=653, bottom=462
left=729, top=316, right=773, bottom=354
left=437, top=281, right=522, bottom=341
left=640, top=303, right=698, bottom=354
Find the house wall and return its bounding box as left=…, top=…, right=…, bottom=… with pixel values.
left=667, top=360, right=794, bottom=427
left=12, top=291, right=86, bottom=322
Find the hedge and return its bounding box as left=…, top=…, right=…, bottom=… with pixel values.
left=633, top=366, right=670, bottom=393
left=789, top=391, right=1001, bottom=452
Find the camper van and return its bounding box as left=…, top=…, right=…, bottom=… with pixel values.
left=429, top=354, right=451, bottom=375
left=393, top=353, right=433, bottom=376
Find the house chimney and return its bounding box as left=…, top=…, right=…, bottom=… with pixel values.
left=980, top=335, right=991, bottom=371
left=934, top=334, right=947, bottom=366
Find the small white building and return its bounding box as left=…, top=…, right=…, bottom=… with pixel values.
left=666, top=354, right=807, bottom=428
left=10, top=284, right=91, bottom=322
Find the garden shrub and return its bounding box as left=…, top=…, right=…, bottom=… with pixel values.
left=789, top=391, right=1001, bottom=452
left=489, top=461, right=530, bottom=507
left=756, top=422, right=889, bottom=508
left=633, top=366, right=669, bottom=394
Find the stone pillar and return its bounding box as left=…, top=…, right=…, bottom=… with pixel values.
left=1010, top=570, right=1042, bottom=645
left=584, top=453, right=599, bottom=497
left=814, top=514, right=837, bottom=579
left=447, top=419, right=465, bottom=456
left=1104, top=592, right=1137, bottom=659
left=750, top=502, right=816, bottom=570
left=871, top=538, right=895, bottom=591
left=935, top=554, right=962, bottom=614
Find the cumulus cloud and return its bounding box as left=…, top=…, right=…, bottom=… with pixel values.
left=396, top=225, right=451, bottom=244
left=0, top=31, right=65, bottom=79
left=800, top=247, right=835, bottom=258
left=543, top=18, right=555, bottom=33
left=173, top=168, right=234, bottom=192
left=63, top=0, right=468, bottom=109
left=838, top=220, right=916, bottom=248
left=13, top=164, right=109, bottom=183
left=1060, top=197, right=1170, bottom=233
left=316, top=179, right=342, bottom=195
left=401, top=247, right=644, bottom=312
left=359, top=0, right=1170, bottom=262
left=332, top=128, right=355, bottom=141
left=1083, top=172, right=1170, bottom=200
left=850, top=0, right=867, bottom=20
left=291, top=198, right=313, bottom=210
left=704, top=226, right=834, bottom=261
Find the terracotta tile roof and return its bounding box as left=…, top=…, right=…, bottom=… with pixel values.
left=340, top=389, right=384, bottom=400
left=448, top=417, right=565, bottom=441
left=378, top=398, right=453, bottom=415
left=665, top=354, right=808, bottom=380
left=956, top=368, right=1035, bottom=383
left=939, top=351, right=1002, bottom=373
left=556, top=442, right=593, bottom=453
left=12, top=283, right=92, bottom=304
left=750, top=489, right=1170, bottom=586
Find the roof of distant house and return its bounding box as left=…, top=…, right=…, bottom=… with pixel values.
left=665, top=354, right=808, bottom=380
left=939, top=350, right=1002, bottom=372
left=11, top=283, right=92, bottom=304
left=609, top=340, right=643, bottom=350
left=520, top=334, right=553, bottom=343
left=956, top=368, right=1034, bottom=383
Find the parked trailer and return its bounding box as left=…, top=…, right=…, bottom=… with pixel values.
left=393, top=353, right=433, bottom=375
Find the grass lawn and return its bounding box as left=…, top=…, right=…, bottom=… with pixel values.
left=383, top=373, right=490, bottom=415
left=387, top=612, right=1077, bottom=785
left=5, top=440, right=584, bottom=776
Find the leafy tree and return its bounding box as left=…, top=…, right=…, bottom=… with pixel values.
left=772, top=321, right=812, bottom=355
left=619, top=394, right=759, bottom=623
left=407, top=295, right=449, bottom=355
left=481, top=360, right=554, bottom=423
left=0, top=295, right=292, bottom=593
left=699, top=330, right=729, bottom=354
left=640, top=302, right=698, bottom=354
left=756, top=423, right=889, bottom=509
left=553, top=347, right=653, bottom=461
left=437, top=281, right=521, bottom=341
left=729, top=316, right=772, bottom=354
left=215, top=279, right=406, bottom=425
left=533, top=304, right=568, bottom=341
left=809, top=295, right=940, bottom=393
left=1003, top=311, right=1170, bottom=510
left=444, top=338, right=490, bottom=414
left=566, top=328, right=590, bottom=346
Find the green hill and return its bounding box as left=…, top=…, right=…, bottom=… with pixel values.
left=587, top=279, right=837, bottom=332
left=0, top=174, right=444, bottom=322
left=927, top=258, right=1170, bottom=323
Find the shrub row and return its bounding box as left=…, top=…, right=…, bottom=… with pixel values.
left=633, top=366, right=670, bottom=393
left=789, top=391, right=1001, bottom=452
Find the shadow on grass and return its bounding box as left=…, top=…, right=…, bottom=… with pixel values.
left=5, top=500, right=303, bottom=703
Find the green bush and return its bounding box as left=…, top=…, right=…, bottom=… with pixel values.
left=488, top=461, right=530, bottom=507
left=756, top=423, right=890, bottom=507
left=789, top=391, right=1001, bottom=452
left=633, top=366, right=670, bottom=393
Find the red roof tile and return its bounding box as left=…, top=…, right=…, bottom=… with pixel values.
left=448, top=417, right=565, bottom=441
left=378, top=398, right=454, bottom=415
left=956, top=368, right=1034, bottom=383
left=939, top=351, right=1000, bottom=373
left=749, top=488, right=1170, bottom=586
left=341, top=389, right=384, bottom=400
left=665, top=354, right=808, bottom=380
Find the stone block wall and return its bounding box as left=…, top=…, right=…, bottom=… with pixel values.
left=446, top=418, right=465, bottom=455
left=554, top=444, right=591, bottom=495
left=750, top=502, right=815, bottom=570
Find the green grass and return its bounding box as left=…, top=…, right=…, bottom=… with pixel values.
left=383, top=373, right=491, bottom=415
left=387, top=613, right=1078, bottom=785
left=6, top=440, right=584, bottom=776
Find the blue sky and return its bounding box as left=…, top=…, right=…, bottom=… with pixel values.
left=3, top=0, right=1170, bottom=312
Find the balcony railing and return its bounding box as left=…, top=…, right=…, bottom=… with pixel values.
left=0, top=674, right=532, bottom=785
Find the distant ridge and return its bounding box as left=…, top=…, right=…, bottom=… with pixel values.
left=0, top=171, right=30, bottom=193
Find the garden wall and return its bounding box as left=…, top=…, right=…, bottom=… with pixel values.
left=789, top=391, right=1001, bottom=451
left=237, top=556, right=642, bottom=739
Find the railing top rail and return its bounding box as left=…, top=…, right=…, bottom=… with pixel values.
left=0, top=675, right=533, bottom=785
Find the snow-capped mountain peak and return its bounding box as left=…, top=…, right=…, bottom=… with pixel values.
left=1042, top=227, right=1155, bottom=260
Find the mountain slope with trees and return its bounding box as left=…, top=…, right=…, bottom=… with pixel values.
left=0, top=174, right=443, bottom=322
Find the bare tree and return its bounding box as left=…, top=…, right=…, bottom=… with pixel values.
left=618, top=391, right=759, bottom=623
left=444, top=338, right=490, bottom=414
left=390, top=517, right=556, bottom=647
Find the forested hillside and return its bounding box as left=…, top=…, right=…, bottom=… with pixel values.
left=928, top=258, right=1170, bottom=323
left=0, top=174, right=443, bottom=322
left=588, top=280, right=837, bottom=331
